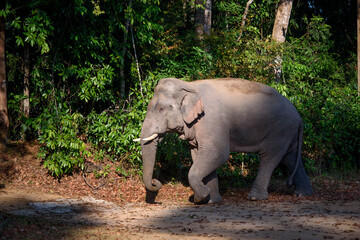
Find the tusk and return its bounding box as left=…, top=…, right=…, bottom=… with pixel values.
left=142, top=133, right=159, bottom=141
left=133, top=133, right=159, bottom=142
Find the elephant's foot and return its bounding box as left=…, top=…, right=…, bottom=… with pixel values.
left=192, top=185, right=211, bottom=204
left=189, top=194, right=221, bottom=204
left=145, top=189, right=159, bottom=204
left=194, top=194, right=210, bottom=204
left=293, top=177, right=313, bottom=197
left=294, top=186, right=313, bottom=197
left=248, top=188, right=268, bottom=201
left=208, top=195, right=222, bottom=204
left=189, top=194, right=210, bottom=204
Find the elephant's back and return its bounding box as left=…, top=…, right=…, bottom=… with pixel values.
left=195, top=78, right=279, bottom=97
left=195, top=78, right=301, bottom=125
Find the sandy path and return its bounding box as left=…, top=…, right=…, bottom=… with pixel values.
left=1, top=187, right=359, bottom=240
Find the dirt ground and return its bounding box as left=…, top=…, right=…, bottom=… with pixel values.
left=1, top=142, right=360, bottom=239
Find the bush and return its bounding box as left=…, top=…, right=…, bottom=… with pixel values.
left=159, top=46, right=214, bottom=80
left=35, top=110, right=88, bottom=177
left=155, top=133, right=191, bottom=183
left=33, top=72, right=164, bottom=177
left=273, top=80, right=360, bottom=174
left=6, top=5, right=359, bottom=181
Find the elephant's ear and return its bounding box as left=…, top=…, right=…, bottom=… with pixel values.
left=180, top=92, right=204, bottom=125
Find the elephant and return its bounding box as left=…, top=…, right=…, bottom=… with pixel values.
left=135, top=78, right=313, bottom=204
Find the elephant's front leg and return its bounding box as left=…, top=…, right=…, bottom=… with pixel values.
left=189, top=144, right=229, bottom=204
left=203, top=170, right=222, bottom=204
left=190, top=148, right=222, bottom=203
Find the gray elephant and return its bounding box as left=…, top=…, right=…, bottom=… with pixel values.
left=135, top=78, right=313, bottom=204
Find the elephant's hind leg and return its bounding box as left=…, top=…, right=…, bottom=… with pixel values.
left=248, top=160, right=277, bottom=201
left=282, top=151, right=313, bottom=196
left=248, top=136, right=292, bottom=201
left=292, top=162, right=313, bottom=196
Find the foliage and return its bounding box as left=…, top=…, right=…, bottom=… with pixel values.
left=3, top=0, right=359, bottom=180
left=156, top=133, right=191, bottom=182
left=214, top=0, right=278, bottom=39
left=218, top=153, right=259, bottom=187
left=273, top=81, right=360, bottom=174
left=283, top=16, right=345, bottom=84
left=159, top=46, right=214, bottom=80
left=13, top=9, right=54, bottom=54
left=94, top=164, right=111, bottom=178
left=35, top=110, right=88, bottom=177
left=85, top=80, right=153, bottom=169
left=77, top=64, right=115, bottom=104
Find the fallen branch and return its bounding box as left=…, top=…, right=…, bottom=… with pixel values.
left=82, top=162, right=124, bottom=190
left=82, top=171, right=108, bottom=190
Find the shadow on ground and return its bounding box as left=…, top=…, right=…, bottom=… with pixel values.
left=1, top=189, right=359, bottom=240
left=0, top=142, right=34, bottom=179
left=0, top=193, right=125, bottom=239
left=137, top=200, right=360, bottom=240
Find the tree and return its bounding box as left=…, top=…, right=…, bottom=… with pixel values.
left=0, top=16, right=9, bottom=145
left=195, top=0, right=212, bottom=37
left=272, top=0, right=294, bottom=43
left=271, top=0, right=294, bottom=82
left=237, top=0, right=254, bottom=41
left=23, top=46, right=30, bottom=117
left=120, top=2, right=131, bottom=98
left=358, top=0, right=360, bottom=94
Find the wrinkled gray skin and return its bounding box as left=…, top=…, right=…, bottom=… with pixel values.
left=140, top=78, right=313, bottom=204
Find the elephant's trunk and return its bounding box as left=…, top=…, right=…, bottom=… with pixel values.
left=140, top=127, right=162, bottom=192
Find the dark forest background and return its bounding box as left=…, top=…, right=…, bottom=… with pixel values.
left=0, top=0, right=359, bottom=181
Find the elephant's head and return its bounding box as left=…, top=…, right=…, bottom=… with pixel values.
left=135, top=78, right=204, bottom=192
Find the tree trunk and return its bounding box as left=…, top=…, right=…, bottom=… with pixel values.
left=23, top=46, right=30, bottom=117
left=120, top=18, right=129, bottom=98
left=195, top=0, right=212, bottom=37
left=272, top=0, right=294, bottom=43
left=237, top=0, right=254, bottom=41
left=271, top=0, right=294, bottom=83
left=357, top=0, right=360, bottom=95
left=0, top=16, right=9, bottom=145
left=119, top=0, right=131, bottom=98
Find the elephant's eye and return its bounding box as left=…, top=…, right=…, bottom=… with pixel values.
left=157, top=104, right=172, bottom=114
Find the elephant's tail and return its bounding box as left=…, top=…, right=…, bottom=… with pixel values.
left=287, top=120, right=303, bottom=187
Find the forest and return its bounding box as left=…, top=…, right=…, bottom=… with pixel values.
left=0, top=0, right=359, bottom=182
